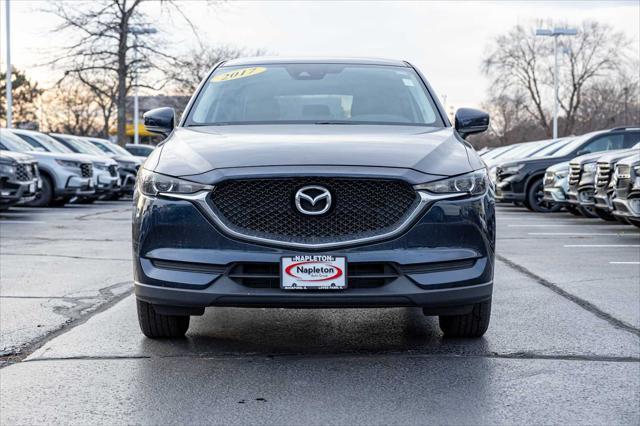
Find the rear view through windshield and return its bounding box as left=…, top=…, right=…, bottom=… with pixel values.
left=186, top=64, right=443, bottom=127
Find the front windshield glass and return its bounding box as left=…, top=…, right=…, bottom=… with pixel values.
left=31, top=133, right=74, bottom=154
left=551, top=132, right=598, bottom=157
left=92, top=139, right=130, bottom=156
left=187, top=64, right=443, bottom=127
left=0, top=130, right=39, bottom=152
left=529, top=138, right=573, bottom=158
left=69, top=137, right=104, bottom=155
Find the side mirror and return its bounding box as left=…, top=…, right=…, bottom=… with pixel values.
left=143, top=107, right=175, bottom=136
left=455, top=108, right=490, bottom=138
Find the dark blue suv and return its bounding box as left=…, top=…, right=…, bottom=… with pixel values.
left=134, top=58, right=495, bottom=339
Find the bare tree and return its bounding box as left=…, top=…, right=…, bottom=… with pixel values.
left=41, top=79, right=101, bottom=136
left=46, top=0, right=205, bottom=144
left=166, top=45, right=266, bottom=95
left=482, top=21, right=632, bottom=139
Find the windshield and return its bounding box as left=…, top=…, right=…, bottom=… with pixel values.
left=529, top=138, right=573, bottom=158
left=0, top=129, right=39, bottom=152
left=28, top=133, right=74, bottom=154
left=551, top=132, right=600, bottom=157
left=58, top=135, right=103, bottom=155
left=187, top=64, right=443, bottom=127
left=91, top=139, right=130, bottom=156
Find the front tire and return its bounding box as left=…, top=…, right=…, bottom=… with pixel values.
left=527, top=179, right=561, bottom=213
left=25, top=175, right=53, bottom=207
left=577, top=205, right=598, bottom=218
left=439, top=299, right=491, bottom=338
left=566, top=205, right=583, bottom=216
left=594, top=208, right=616, bottom=222
left=136, top=299, right=190, bottom=338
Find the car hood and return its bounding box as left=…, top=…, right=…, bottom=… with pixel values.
left=597, top=148, right=639, bottom=164
left=0, top=150, right=35, bottom=163
left=25, top=150, right=97, bottom=163
left=499, top=155, right=569, bottom=169
left=570, top=150, right=621, bottom=166
left=113, top=155, right=142, bottom=165
left=150, top=125, right=473, bottom=177
left=546, top=161, right=570, bottom=173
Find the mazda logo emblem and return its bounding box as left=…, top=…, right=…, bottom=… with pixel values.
left=295, top=185, right=332, bottom=215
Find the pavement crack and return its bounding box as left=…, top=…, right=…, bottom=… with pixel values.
left=497, top=254, right=640, bottom=338
left=76, top=208, right=130, bottom=221
left=0, top=283, right=133, bottom=368
left=21, top=351, right=640, bottom=364
left=0, top=253, right=131, bottom=261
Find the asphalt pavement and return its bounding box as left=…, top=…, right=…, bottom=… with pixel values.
left=1, top=201, right=639, bottom=425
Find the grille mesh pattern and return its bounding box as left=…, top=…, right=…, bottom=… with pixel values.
left=80, top=163, right=93, bottom=178
left=210, top=178, right=418, bottom=245
left=568, top=163, right=581, bottom=188
left=15, top=163, right=33, bottom=181
left=595, top=162, right=611, bottom=189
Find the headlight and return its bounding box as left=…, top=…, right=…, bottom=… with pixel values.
left=414, top=169, right=488, bottom=195
left=633, top=165, right=640, bottom=175
left=554, top=170, right=568, bottom=179
left=0, top=161, right=16, bottom=175
left=94, top=163, right=109, bottom=171
left=583, top=162, right=597, bottom=173
left=500, top=164, right=524, bottom=175
left=55, top=159, right=81, bottom=169
left=137, top=169, right=213, bottom=196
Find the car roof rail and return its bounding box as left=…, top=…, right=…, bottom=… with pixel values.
left=609, top=126, right=640, bottom=132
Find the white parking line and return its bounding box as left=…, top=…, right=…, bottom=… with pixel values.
left=609, top=261, right=640, bottom=265
left=529, top=232, right=640, bottom=236
left=509, top=224, right=606, bottom=227
left=0, top=220, right=46, bottom=224
left=564, top=244, right=640, bottom=248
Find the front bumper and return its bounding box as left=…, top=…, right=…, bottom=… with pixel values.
left=0, top=178, right=40, bottom=205
left=568, top=185, right=596, bottom=207
left=95, top=173, right=121, bottom=195
left=133, top=188, right=496, bottom=311
left=612, top=194, right=640, bottom=221
left=62, top=176, right=95, bottom=197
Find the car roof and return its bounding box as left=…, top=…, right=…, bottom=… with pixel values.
left=221, top=57, right=409, bottom=68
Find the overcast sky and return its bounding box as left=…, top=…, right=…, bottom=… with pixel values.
left=1, top=0, right=639, bottom=111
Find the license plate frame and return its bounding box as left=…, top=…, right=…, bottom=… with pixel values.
left=280, top=255, right=347, bottom=290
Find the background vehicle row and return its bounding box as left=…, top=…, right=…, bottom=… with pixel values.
left=483, top=126, right=640, bottom=226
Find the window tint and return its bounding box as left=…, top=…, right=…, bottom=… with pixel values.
left=623, top=132, right=640, bottom=147
left=188, top=64, right=442, bottom=126
left=16, top=134, right=49, bottom=151
left=581, top=134, right=625, bottom=154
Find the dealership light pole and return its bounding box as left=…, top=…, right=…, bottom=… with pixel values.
left=535, top=27, right=578, bottom=140
left=4, top=0, right=12, bottom=128
left=129, top=26, right=157, bottom=144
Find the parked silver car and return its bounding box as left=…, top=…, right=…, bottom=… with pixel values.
left=0, top=149, right=40, bottom=210
left=49, top=133, right=121, bottom=202
left=83, top=137, right=142, bottom=196
left=0, top=129, right=94, bottom=207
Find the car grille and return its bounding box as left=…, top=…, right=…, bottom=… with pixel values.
left=568, top=163, right=581, bottom=188
left=15, top=163, right=34, bottom=181
left=225, top=259, right=477, bottom=289
left=616, top=164, right=631, bottom=193
left=108, top=165, right=118, bottom=177
left=227, top=262, right=400, bottom=289
left=80, top=163, right=93, bottom=178
left=209, top=178, right=419, bottom=245
left=595, top=162, right=611, bottom=189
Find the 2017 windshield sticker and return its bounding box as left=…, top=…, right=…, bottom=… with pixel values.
left=211, top=67, right=267, bottom=82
